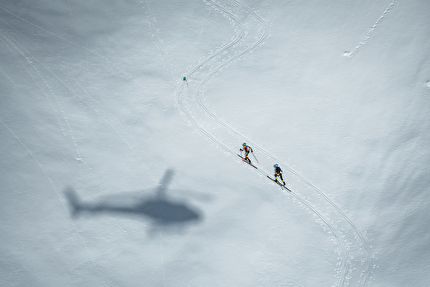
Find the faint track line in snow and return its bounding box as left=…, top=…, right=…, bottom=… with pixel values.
left=0, top=117, right=64, bottom=208
left=63, top=80, right=157, bottom=183
left=0, top=15, right=157, bottom=183
left=183, top=7, right=214, bottom=73
left=260, top=154, right=373, bottom=285
left=193, top=1, right=350, bottom=282
left=74, top=82, right=158, bottom=180
left=1, top=8, right=156, bottom=239
left=344, top=0, right=397, bottom=57
left=194, top=1, right=373, bottom=285
left=0, top=59, right=16, bottom=87
left=158, top=231, right=167, bottom=287
left=199, top=87, right=372, bottom=283
left=176, top=0, right=375, bottom=285
left=183, top=0, right=244, bottom=82
left=0, top=31, right=83, bottom=161
left=142, top=0, right=178, bottom=178
left=281, top=165, right=373, bottom=285
left=0, top=31, right=67, bottom=136
left=141, top=2, right=177, bottom=286
left=177, top=0, right=245, bottom=157
left=0, top=5, right=151, bottom=93
left=0, top=117, right=114, bottom=287
left=175, top=0, right=350, bottom=285
left=144, top=0, right=177, bottom=82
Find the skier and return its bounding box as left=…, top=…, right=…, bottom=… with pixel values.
left=273, top=164, right=286, bottom=185
left=240, top=143, right=253, bottom=164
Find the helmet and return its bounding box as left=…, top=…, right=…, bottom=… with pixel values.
left=274, top=164, right=279, bottom=167
left=242, top=143, right=246, bottom=146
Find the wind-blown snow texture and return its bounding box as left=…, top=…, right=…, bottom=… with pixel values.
left=0, top=0, right=429, bottom=286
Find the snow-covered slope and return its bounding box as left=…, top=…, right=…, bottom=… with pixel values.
left=0, top=0, right=429, bottom=286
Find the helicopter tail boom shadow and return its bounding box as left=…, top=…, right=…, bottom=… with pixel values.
left=64, top=170, right=203, bottom=226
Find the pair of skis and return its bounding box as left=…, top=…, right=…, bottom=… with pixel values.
left=237, top=154, right=291, bottom=192
left=237, top=154, right=257, bottom=169
left=267, top=176, right=291, bottom=192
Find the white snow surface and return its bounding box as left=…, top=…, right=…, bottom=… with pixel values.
left=0, top=0, right=429, bottom=286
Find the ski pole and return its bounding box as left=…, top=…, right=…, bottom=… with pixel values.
left=252, top=152, right=259, bottom=164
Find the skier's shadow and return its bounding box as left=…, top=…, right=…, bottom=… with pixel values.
left=64, top=169, right=203, bottom=226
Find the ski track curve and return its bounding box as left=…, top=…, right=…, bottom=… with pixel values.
left=176, top=0, right=373, bottom=286
left=176, top=0, right=348, bottom=285
left=0, top=1, right=373, bottom=286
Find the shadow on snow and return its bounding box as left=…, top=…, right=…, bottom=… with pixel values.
left=64, top=169, right=203, bottom=226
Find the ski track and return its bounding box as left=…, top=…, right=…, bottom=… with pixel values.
left=0, top=64, right=16, bottom=87
left=0, top=31, right=86, bottom=163
left=141, top=1, right=175, bottom=286
left=175, top=0, right=373, bottom=286
left=344, top=0, right=397, bottom=57
left=0, top=5, right=157, bottom=182
left=0, top=116, right=114, bottom=287
left=0, top=5, right=160, bottom=284
left=0, top=4, right=156, bottom=98
left=144, top=0, right=176, bottom=84
left=0, top=1, right=373, bottom=286
left=0, top=31, right=68, bottom=137
left=1, top=14, right=158, bottom=239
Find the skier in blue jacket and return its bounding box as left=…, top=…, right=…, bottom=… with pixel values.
left=274, top=164, right=286, bottom=185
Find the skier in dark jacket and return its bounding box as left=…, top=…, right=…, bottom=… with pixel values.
left=240, top=143, right=253, bottom=164
left=274, top=164, right=286, bottom=185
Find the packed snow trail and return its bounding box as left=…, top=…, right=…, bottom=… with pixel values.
left=0, top=1, right=377, bottom=286
left=175, top=0, right=373, bottom=286
left=191, top=1, right=373, bottom=281
left=191, top=1, right=373, bottom=283
left=174, top=0, right=356, bottom=286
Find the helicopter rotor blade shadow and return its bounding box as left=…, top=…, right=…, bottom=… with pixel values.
left=64, top=169, right=203, bottom=226
left=156, top=169, right=174, bottom=199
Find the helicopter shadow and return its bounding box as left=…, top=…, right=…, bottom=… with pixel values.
left=64, top=169, right=203, bottom=226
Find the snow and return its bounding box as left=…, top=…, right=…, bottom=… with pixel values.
left=0, top=0, right=429, bottom=286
